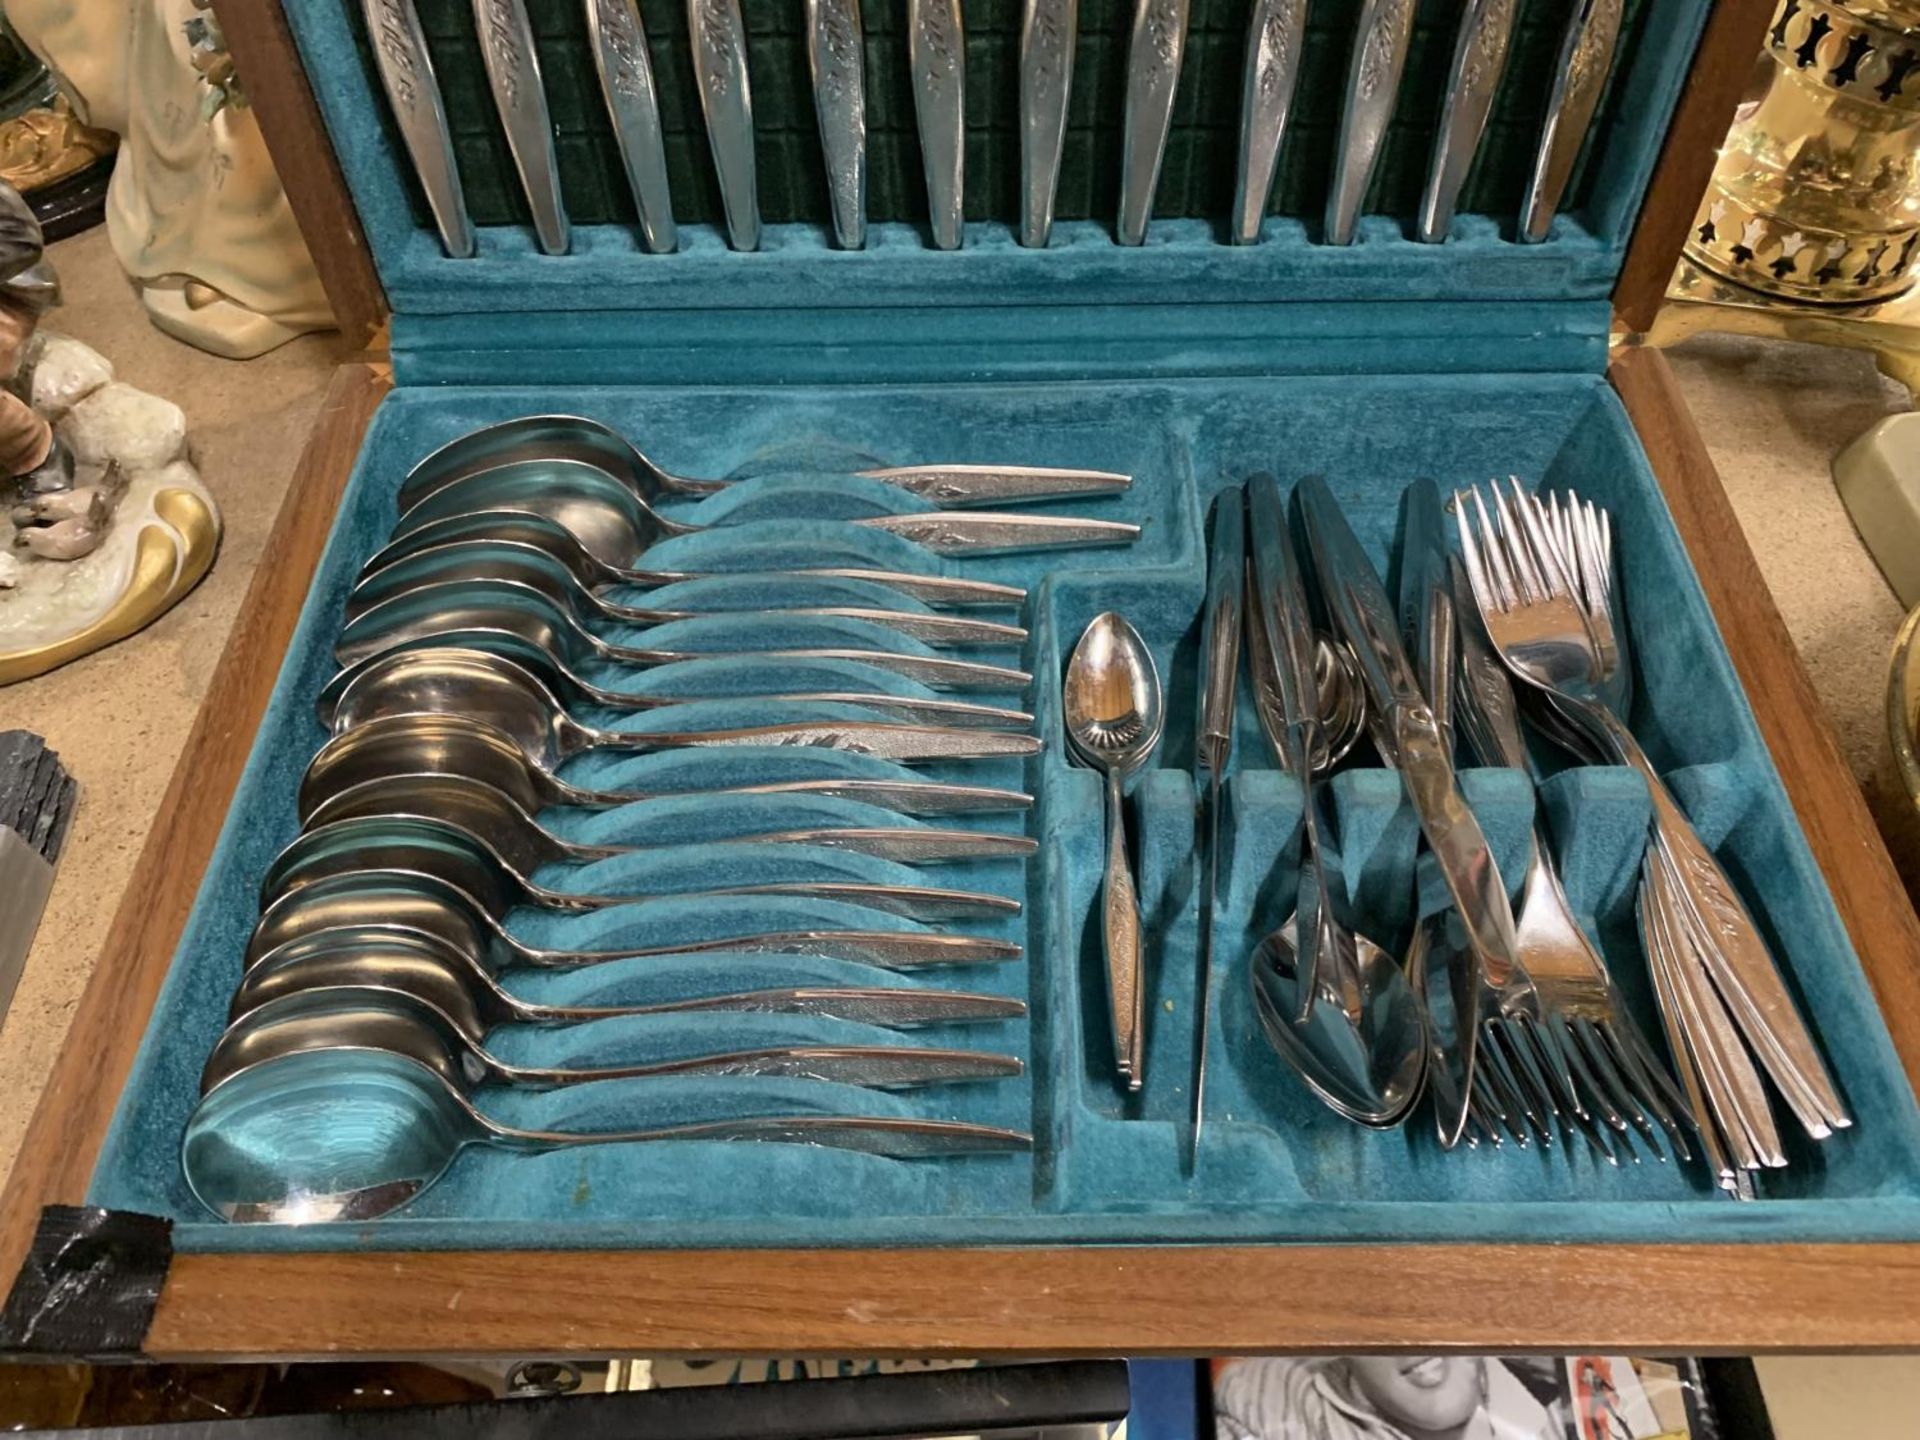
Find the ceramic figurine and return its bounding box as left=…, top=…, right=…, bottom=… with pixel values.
left=3, top=0, right=334, bottom=358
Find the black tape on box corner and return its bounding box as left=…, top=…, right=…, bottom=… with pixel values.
left=0, top=1205, right=171, bottom=1357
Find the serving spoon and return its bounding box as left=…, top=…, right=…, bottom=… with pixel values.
left=184, top=1046, right=1031, bottom=1223
left=330, top=654, right=1032, bottom=768
left=398, top=414, right=1131, bottom=512
left=342, top=540, right=1028, bottom=649
left=297, top=716, right=1033, bottom=826
left=234, top=928, right=1027, bottom=1036
left=202, top=987, right=1021, bottom=1097
left=305, top=773, right=1037, bottom=871
left=261, top=815, right=1022, bottom=924
left=332, top=581, right=1034, bottom=692
left=245, top=874, right=1023, bottom=974
left=392, top=460, right=1141, bottom=560
left=358, top=511, right=1027, bottom=611
left=319, top=637, right=1031, bottom=732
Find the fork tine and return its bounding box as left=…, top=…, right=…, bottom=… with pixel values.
left=1581, top=1018, right=1677, bottom=1162
left=1533, top=1017, right=1623, bottom=1166
left=1522, top=1010, right=1587, bottom=1120
left=1489, top=480, right=1545, bottom=603
left=1468, top=486, right=1519, bottom=611
left=1472, top=1057, right=1529, bottom=1147
left=1607, top=1010, right=1700, bottom=1162
left=1508, top=476, right=1577, bottom=602
left=1453, top=488, right=1502, bottom=615
left=1484, top=1021, right=1552, bottom=1146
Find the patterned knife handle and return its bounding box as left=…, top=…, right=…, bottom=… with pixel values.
left=1019, top=0, right=1078, bottom=247
left=471, top=0, right=570, bottom=254
left=586, top=0, right=677, bottom=254
left=807, top=0, right=868, bottom=249
left=1231, top=0, right=1306, bottom=245
left=689, top=0, right=761, bottom=251
left=362, top=0, right=475, bottom=258
left=910, top=0, right=966, bottom=250
left=1326, top=0, right=1415, bottom=245
left=1419, top=0, right=1518, bottom=243
left=1522, top=0, right=1625, bottom=242
left=1118, top=0, right=1189, bottom=246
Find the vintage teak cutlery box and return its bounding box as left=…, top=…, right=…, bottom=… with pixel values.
left=6, top=0, right=1920, bottom=1358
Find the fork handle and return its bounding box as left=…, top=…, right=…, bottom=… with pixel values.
left=1102, top=771, right=1146, bottom=1090
left=1590, top=705, right=1849, bottom=1137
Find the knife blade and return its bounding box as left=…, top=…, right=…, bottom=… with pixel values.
left=1396, top=479, right=1457, bottom=750
left=1019, top=0, right=1078, bottom=247
left=1191, top=489, right=1245, bottom=1165
left=1326, top=0, right=1416, bottom=246
left=689, top=0, right=761, bottom=250
left=1522, top=0, right=1625, bottom=243
left=910, top=0, right=966, bottom=250
left=1296, top=474, right=1521, bottom=1141
left=1418, top=0, right=1519, bottom=243
left=1117, top=0, right=1189, bottom=246
left=807, top=0, right=867, bottom=249
left=361, top=0, right=475, bottom=258
left=470, top=0, right=569, bottom=255
left=586, top=0, right=678, bottom=254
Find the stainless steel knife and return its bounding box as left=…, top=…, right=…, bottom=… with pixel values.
left=470, top=0, right=569, bottom=255
left=1326, top=0, right=1416, bottom=246
left=1419, top=0, right=1519, bottom=243
left=1296, top=474, right=1522, bottom=1145
left=910, top=0, right=966, bottom=250
left=361, top=0, right=475, bottom=258
left=689, top=0, right=761, bottom=250
left=1019, top=0, right=1078, bottom=247
left=1522, top=0, right=1625, bottom=243
left=1191, top=488, right=1245, bottom=1165
left=1231, top=0, right=1307, bottom=246
left=807, top=0, right=867, bottom=249
left=1396, top=479, right=1457, bottom=750
left=1118, top=0, right=1189, bottom=246
left=585, top=0, right=677, bottom=254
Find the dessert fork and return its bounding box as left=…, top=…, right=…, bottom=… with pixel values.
left=1454, top=479, right=1850, bottom=1159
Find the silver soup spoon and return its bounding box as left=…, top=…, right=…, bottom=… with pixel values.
left=183, top=1046, right=1031, bottom=1224
left=392, top=460, right=1141, bottom=561
left=331, top=579, right=1034, bottom=692
left=318, top=637, right=1031, bottom=732
left=244, top=872, right=1023, bottom=974
left=304, top=772, right=1038, bottom=871
left=358, top=511, right=1027, bottom=611
left=296, top=714, right=1033, bottom=826
left=343, top=540, right=1028, bottom=649
left=201, top=987, right=1021, bottom=1097
left=234, top=927, right=1027, bottom=1036
left=260, top=815, right=1022, bottom=924
left=399, top=413, right=1130, bottom=511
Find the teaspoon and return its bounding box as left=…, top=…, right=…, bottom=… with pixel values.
left=359, top=511, right=1027, bottom=610
left=262, top=815, right=1021, bottom=924
left=234, top=928, right=1027, bottom=1037
left=245, top=873, right=1023, bottom=973
left=298, top=715, right=1032, bottom=824
left=332, top=579, right=1034, bottom=692
left=305, top=773, right=1037, bottom=871
left=393, top=460, right=1140, bottom=560
left=400, top=414, right=1128, bottom=510
left=202, top=987, right=1021, bottom=1097
left=343, top=540, right=1027, bottom=649
left=330, top=652, right=1032, bottom=764
left=184, top=1047, right=1031, bottom=1223
left=1062, top=611, right=1164, bottom=1089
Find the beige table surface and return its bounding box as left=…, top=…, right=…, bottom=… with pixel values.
left=2, top=228, right=1918, bottom=1425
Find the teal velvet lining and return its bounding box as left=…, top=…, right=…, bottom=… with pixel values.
left=85, top=373, right=1920, bottom=1251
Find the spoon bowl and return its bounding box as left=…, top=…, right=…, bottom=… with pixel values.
left=183, top=1046, right=1033, bottom=1223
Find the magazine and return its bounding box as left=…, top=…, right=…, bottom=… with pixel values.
left=1211, top=1355, right=1696, bottom=1440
